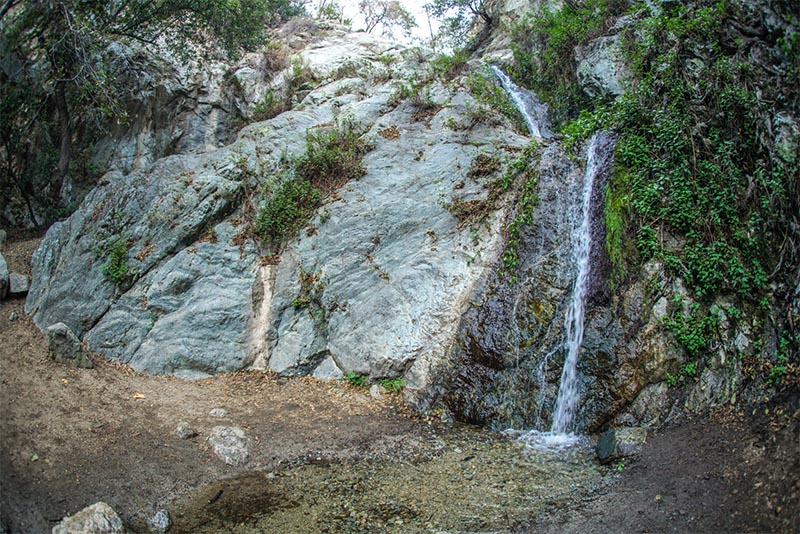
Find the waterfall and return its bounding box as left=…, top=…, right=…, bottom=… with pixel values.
left=521, top=132, right=616, bottom=449
left=489, top=66, right=552, bottom=139
left=488, top=65, right=617, bottom=445
left=549, top=132, right=609, bottom=434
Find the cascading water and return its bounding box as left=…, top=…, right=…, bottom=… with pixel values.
left=489, top=66, right=552, bottom=139
left=488, top=66, right=616, bottom=447
left=549, top=131, right=606, bottom=435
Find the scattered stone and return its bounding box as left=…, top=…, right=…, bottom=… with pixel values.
left=47, top=323, right=94, bottom=369
left=208, top=426, right=250, bottom=466
left=175, top=422, right=198, bottom=440
left=8, top=272, right=30, bottom=297
left=147, top=509, right=171, bottom=533
left=596, top=427, right=648, bottom=464
left=0, top=253, right=7, bottom=299
left=208, top=408, right=228, bottom=418
left=51, top=502, right=128, bottom=534
left=369, top=384, right=386, bottom=399
left=8, top=311, right=18, bottom=321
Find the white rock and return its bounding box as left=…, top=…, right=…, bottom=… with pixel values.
left=208, top=426, right=250, bottom=466
left=52, top=502, right=127, bottom=534
left=8, top=272, right=28, bottom=296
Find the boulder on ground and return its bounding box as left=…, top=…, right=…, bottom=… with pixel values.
left=47, top=322, right=94, bottom=369
left=51, top=502, right=127, bottom=534
left=596, top=427, right=648, bottom=464
left=8, top=272, right=30, bottom=297
left=208, top=426, right=250, bottom=466
left=147, top=509, right=171, bottom=533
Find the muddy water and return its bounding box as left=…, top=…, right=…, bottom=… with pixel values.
left=169, top=425, right=603, bottom=533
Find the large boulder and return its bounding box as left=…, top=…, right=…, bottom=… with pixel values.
left=51, top=502, right=128, bottom=534
left=8, top=272, right=29, bottom=297
left=25, top=27, right=528, bottom=396
left=596, top=426, right=648, bottom=463
left=575, top=35, right=628, bottom=99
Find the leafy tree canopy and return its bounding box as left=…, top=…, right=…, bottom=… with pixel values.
left=0, top=0, right=305, bottom=224
left=359, top=0, right=416, bottom=38
left=425, top=0, right=493, bottom=50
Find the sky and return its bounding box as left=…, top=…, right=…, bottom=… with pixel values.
left=313, top=1, right=442, bottom=44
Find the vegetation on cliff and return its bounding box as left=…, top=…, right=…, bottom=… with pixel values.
left=509, top=0, right=798, bottom=389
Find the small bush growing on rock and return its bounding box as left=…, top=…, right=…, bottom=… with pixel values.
left=295, top=119, right=370, bottom=193
left=465, top=69, right=527, bottom=132
left=255, top=178, right=322, bottom=245
left=378, top=378, right=404, bottom=392
left=101, top=237, right=131, bottom=286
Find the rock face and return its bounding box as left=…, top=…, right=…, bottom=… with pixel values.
left=47, top=322, right=94, bottom=369
left=439, top=133, right=619, bottom=431
left=575, top=35, right=628, bottom=99
left=208, top=426, right=250, bottom=466
left=596, top=427, right=648, bottom=463
left=51, top=502, right=127, bottom=534
left=25, top=26, right=528, bottom=394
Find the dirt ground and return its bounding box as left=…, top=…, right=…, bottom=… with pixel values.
left=2, top=232, right=798, bottom=534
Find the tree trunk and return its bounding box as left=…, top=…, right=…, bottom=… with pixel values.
left=52, top=79, right=71, bottom=205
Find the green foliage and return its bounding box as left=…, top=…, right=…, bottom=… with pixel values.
left=2, top=0, right=304, bottom=220
left=345, top=371, right=367, bottom=387
left=255, top=178, right=322, bottom=245
left=360, top=0, right=417, bottom=38
left=430, top=49, right=470, bottom=81
left=426, top=0, right=494, bottom=50
left=101, top=236, right=131, bottom=286
left=663, top=302, right=719, bottom=358
left=378, top=378, right=404, bottom=392
left=295, top=119, right=370, bottom=193
left=500, top=143, right=540, bottom=274
left=552, top=1, right=795, bottom=323
left=317, top=1, right=352, bottom=25
left=510, top=0, right=626, bottom=127
left=254, top=120, right=370, bottom=248
left=252, top=89, right=286, bottom=122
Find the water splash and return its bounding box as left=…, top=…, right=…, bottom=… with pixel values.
left=550, top=132, right=613, bottom=435
left=489, top=65, right=552, bottom=139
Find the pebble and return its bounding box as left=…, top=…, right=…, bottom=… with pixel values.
left=8, top=311, right=18, bottom=321
left=209, top=408, right=228, bottom=418
left=175, top=422, right=198, bottom=439
left=147, top=509, right=171, bottom=532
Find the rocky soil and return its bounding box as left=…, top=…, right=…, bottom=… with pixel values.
left=2, top=234, right=798, bottom=533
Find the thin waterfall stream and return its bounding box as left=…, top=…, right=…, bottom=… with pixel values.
left=490, top=66, right=615, bottom=447
left=549, top=131, right=607, bottom=435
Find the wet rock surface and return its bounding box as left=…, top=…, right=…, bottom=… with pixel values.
left=595, top=427, right=647, bottom=463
